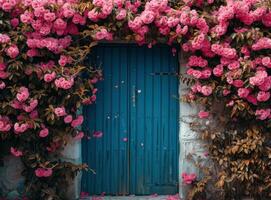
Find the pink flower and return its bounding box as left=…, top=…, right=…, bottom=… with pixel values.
left=14, top=123, right=29, bottom=134
left=16, top=87, right=30, bottom=102
left=223, top=89, right=230, bottom=96
left=54, top=77, right=74, bottom=89
left=74, top=131, right=84, bottom=140
left=262, top=57, right=271, bottom=68
left=232, top=80, right=244, bottom=88
left=58, top=55, right=72, bottom=67
left=141, top=11, right=155, bottom=24
left=71, top=115, right=84, bottom=127
left=6, top=45, right=19, bottom=58
left=10, top=147, right=23, bottom=157
left=0, top=115, right=11, bottom=132
left=213, top=65, right=223, bottom=77
left=238, top=88, right=250, bottom=98
left=10, top=18, right=19, bottom=28
left=93, top=131, right=103, bottom=138
left=39, top=128, right=49, bottom=138
left=0, top=34, right=10, bottom=43
left=228, top=61, right=240, bottom=70
left=54, top=18, right=67, bottom=30
left=247, top=95, right=257, bottom=105
left=35, top=168, right=53, bottom=177
left=252, top=37, right=271, bottom=51
left=198, top=111, right=209, bottom=119
left=0, top=81, right=6, bottom=89
left=116, top=9, right=126, bottom=20
left=259, top=77, right=271, bottom=91
left=54, top=107, right=67, bottom=117
left=181, top=172, right=197, bottom=185
left=44, top=12, right=56, bottom=22
left=187, top=56, right=208, bottom=68
left=64, top=115, right=73, bottom=123
left=255, top=109, right=270, bottom=120
left=249, top=71, right=268, bottom=86
left=201, top=86, right=212, bottom=96
left=257, top=91, right=270, bottom=102
left=44, top=72, right=56, bottom=82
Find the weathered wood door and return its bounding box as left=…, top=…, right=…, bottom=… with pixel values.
left=82, top=44, right=179, bottom=195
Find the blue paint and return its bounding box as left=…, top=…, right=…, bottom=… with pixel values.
left=82, top=44, right=179, bottom=195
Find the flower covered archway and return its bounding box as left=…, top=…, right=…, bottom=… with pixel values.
left=0, top=0, right=271, bottom=199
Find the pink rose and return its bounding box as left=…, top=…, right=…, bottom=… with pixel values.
left=44, top=72, right=56, bottom=82
left=10, top=147, right=23, bottom=157
left=10, top=18, right=19, bottom=28
left=74, top=131, right=84, bottom=140
left=0, top=116, right=12, bottom=132
left=223, top=89, right=230, bottom=96
left=257, top=91, right=270, bottom=102
left=54, top=107, right=67, bottom=117
left=201, top=86, right=212, bottom=96
left=71, top=115, right=84, bottom=128
left=141, top=11, right=155, bottom=24
left=6, top=45, right=19, bottom=58
left=116, top=9, right=126, bottom=20
left=232, top=80, right=244, bottom=88
left=14, top=122, right=29, bottom=134
left=44, top=12, right=56, bottom=22
left=64, top=115, right=73, bottom=123
left=39, top=128, right=49, bottom=137
left=93, top=131, right=103, bottom=138
left=262, top=57, right=271, bottom=68
left=0, top=34, right=10, bottom=43
left=198, top=111, right=209, bottom=119
left=16, top=87, right=29, bottom=102
left=237, top=88, right=250, bottom=98
left=213, top=65, right=223, bottom=77
left=182, top=172, right=197, bottom=185
left=35, top=168, right=53, bottom=177
left=0, top=81, right=6, bottom=89
left=255, top=109, right=270, bottom=120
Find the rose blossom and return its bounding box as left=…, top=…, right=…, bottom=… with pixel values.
left=39, top=128, right=49, bottom=137
left=54, top=107, right=67, bottom=117
left=63, top=115, right=72, bottom=124
left=201, top=86, right=212, bottom=96
left=44, top=72, right=56, bottom=82
left=71, top=115, right=84, bottom=128
left=16, top=87, right=29, bottom=102
left=238, top=88, right=250, bottom=98
left=182, top=172, right=197, bottom=185
left=35, top=168, right=53, bottom=177
left=10, top=147, right=23, bottom=157
left=6, top=45, right=19, bottom=58
left=257, top=91, right=270, bottom=102
left=213, top=65, right=223, bottom=77
left=255, top=109, right=270, bottom=120
left=198, top=111, right=209, bottom=119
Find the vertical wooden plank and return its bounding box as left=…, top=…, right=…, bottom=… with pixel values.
left=82, top=45, right=129, bottom=195
left=129, top=45, right=137, bottom=194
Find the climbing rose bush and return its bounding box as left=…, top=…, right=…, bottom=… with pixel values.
left=0, top=0, right=271, bottom=199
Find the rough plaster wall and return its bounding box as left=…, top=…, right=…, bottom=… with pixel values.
left=0, top=141, right=82, bottom=200
left=178, top=53, right=205, bottom=199
left=61, top=139, right=82, bottom=200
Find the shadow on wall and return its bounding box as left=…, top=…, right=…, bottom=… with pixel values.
left=0, top=138, right=82, bottom=200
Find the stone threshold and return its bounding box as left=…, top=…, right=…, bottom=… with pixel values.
left=81, top=195, right=178, bottom=200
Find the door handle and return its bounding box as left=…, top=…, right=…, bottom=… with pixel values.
left=132, top=85, right=136, bottom=107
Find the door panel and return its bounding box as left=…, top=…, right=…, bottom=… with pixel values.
left=82, top=44, right=179, bottom=195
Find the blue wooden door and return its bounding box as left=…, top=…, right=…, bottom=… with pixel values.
left=82, top=44, right=179, bottom=195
